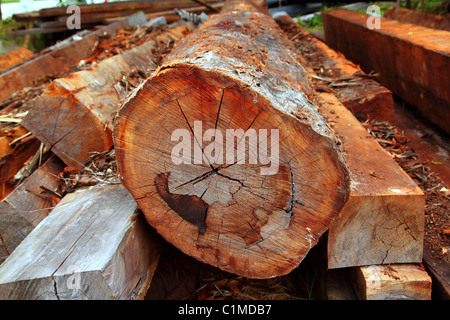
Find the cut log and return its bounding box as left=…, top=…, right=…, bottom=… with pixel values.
left=322, top=9, right=450, bottom=134
left=384, top=6, right=450, bottom=32
left=275, top=14, right=394, bottom=123
left=22, top=23, right=193, bottom=169
left=0, top=12, right=147, bottom=105
left=349, top=264, right=432, bottom=300
left=0, top=155, right=65, bottom=264
left=0, top=184, right=162, bottom=299
left=114, top=0, right=350, bottom=278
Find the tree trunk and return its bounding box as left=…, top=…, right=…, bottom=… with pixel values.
left=114, top=0, right=350, bottom=278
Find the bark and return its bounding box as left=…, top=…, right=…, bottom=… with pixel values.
left=114, top=0, right=350, bottom=278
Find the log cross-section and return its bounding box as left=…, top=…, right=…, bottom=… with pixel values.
left=114, top=0, right=350, bottom=278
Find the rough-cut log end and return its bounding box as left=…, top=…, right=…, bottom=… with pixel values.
left=115, top=66, right=348, bottom=278
left=114, top=1, right=350, bottom=278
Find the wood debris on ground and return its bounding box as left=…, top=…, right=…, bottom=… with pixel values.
left=363, top=120, right=449, bottom=262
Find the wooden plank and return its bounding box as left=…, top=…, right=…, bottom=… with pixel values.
left=349, top=264, right=432, bottom=300
left=0, top=155, right=65, bottom=264
left=22, top=23, right=193, bottom=169
left=384, top=6, right=450, bottom=32
left=38, top=0, right=219, bottom=18
left=322, top=9, right=450, bottom=134
left=315, top=89, right=425, bottom=269
left=0, top=12, right=147, bottom=105
left=0, top=184, right=162, bottom=300
left=275, top=14, right=394, bottom=123
left=278, top=21, right=425, bottom=268
left=283, top=41, right=424, bottom=268
left=0, top=129, right=41, bottom=188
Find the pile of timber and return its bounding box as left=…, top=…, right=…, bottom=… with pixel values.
left=11, top=0, right=223, bottom=36
left=322, top=8, right=450, bottom=135
left=0, top=1, right=440, bottom=299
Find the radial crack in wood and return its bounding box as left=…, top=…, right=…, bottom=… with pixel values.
left=113, top=0, right=350, bottom=278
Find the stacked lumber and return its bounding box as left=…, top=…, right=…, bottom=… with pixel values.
left=322, top=9, right=450, bottom=134
left=11, top=0, right=222, bottom=36
left=22, top=21, right=194, bottom=168
left=0, top=12, right=197, bottom=300
left=0, top=1, right=441, bottom=300
left=0, top=12, right=148, bottom=105
left=272, top=15, right=425, bottom=270
left=275, top=14, right=394, bottom=123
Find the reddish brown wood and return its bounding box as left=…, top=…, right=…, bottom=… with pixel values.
left=114, top=0, right=350, bottom=278
left=0, top=13, right=146, bottom=105
left=22, top=23, right=192, bottom=169
left=0, top=155, right=65, bottom=264
left=275, top=14, right=394, bottom=123
left=0, top=48, right=34, bottom=71
left=323, top=9, right=450, bottom=134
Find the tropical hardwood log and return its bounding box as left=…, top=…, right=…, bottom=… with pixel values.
left=349, top=264, right=432, bottom=300
left=275, top=14, right=394, bottom=123
left=114, top=0, right=350, bottom=278
left=22, top=23, right=193, bottom=168
left=0, top=155, right=65, bottom=264
left=322, top=9, right=450, bottom=134
left=0, top=184, right=162, bottom=300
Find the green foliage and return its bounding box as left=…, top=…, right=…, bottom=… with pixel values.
left=403, top=0, right=450, bottom=15
left=297, top=1, right=400, bottom=32
left=0, top=18, right=46, bottom=53
left=0, top=18, right=24, bottom=46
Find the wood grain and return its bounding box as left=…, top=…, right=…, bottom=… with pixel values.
left=114, top=0, right=350, bottom=278
left=0, top=184, right=162, bottom=299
